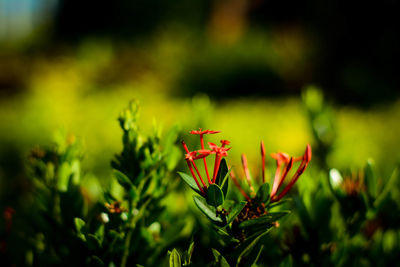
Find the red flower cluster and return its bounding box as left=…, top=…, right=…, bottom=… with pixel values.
left=231, top=142, right=312, bottom=203
left=182, top=129, right=231, bottom=195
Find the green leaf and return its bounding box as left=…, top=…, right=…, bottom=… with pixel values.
left=375, top=167, right=399, bottom=209
left=217, top=228, right=240, bottom=243
left=236, top=228, right=272, bottom=266
left=364, top=159, right=377, bottom=199
left=251, top=245, right=264, bottom=267
left=193, top=196, right=223, bottom=223
left=206, top=184, right=224, bottom=207
left=267, top=198, right=291, bottom=209
left=178, top=172, right=202, bottom=195
left=74, top=217, right=86, bottom=233
left=278, top=256, right=293, bottom=267
left=113, top=169, right=134, bottom=189
left=187, top=241, right=195, bottom=265
left=169, top=249, right=182, bottom=267
left=216, top=158, right=230, bottom=197
left=238, top=211, right=290, bottom=229
left=86, top=255, right=105, bottom=267
left=227, top=201, right=246, bottom=224
left=255, top=183, right=270, bottom=204
left=57, top=162, right=71, bottom=192
left=87, top=234, right=101, bottom=250
left=212, top=249, right=230, bottom=267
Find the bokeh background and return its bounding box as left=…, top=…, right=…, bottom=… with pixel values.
left=1, top=0, right=400, bottom=194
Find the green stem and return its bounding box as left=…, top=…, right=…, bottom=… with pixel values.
left=120, top=197, right=152, bottom=267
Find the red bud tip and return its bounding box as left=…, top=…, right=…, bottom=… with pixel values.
left=261, top=141, right=266, bottom=157
left=305, top=144, right=312, bottom=162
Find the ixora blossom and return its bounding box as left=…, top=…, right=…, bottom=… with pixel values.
left=231, top=142, right=312, bottom=203
left=181, top=129, right=231, bottom=196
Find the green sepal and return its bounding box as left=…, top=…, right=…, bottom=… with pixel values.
left=178, top=172, right=202, bottom=195
left=255, top=182, right=270, bottom=204
left=169, top=248, right=182, bottom=267
left=193, top=196, right=224, bottom=224
left=238, top=211, right=290, bottom=229
left=206, top=184, right=224, bottom=207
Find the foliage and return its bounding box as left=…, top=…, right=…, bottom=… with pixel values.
left=1, top=97, right=400, bottom=267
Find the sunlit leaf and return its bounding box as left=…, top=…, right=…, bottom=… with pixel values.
left=169, top=249, right=182, bottom=267
left=178, top=172, right=202, bottom=195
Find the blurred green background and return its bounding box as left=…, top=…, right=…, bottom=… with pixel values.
left=1, top=0, right=400, bottom=187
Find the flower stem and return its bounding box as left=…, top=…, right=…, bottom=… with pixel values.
left=261, top=141, right=266, bottom=183
left=200, top=134, right=211, bottom=184
left=241, top=154, right=254, bottom=192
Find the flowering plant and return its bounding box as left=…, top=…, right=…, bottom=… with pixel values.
left=179, top=129, right=312, bottom=265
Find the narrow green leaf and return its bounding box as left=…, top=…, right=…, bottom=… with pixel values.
left=238, top=211, right=290, bottom=229
left=364, top=159, right=377, bottom=199
left=227, top=201, right=246, bottom=224
left=217, top=228, right=240, bottom=243
left=178, top=172, right=201, bottom=195
left=375, top=167, right=398, bottom=209
left=187, top=241, right=195, bottom=265
left=216, top=158, right=230, bottom=197
left=113, top=169, right=134, bottom=189
left=251, top=245, right=264, bottom=267
left=216, top=158, right=228, bottom=186
left=236, top=228, right=272, bottom=266
left=169, top=249, right=182, bottom=267
left=212, top=249, right=231, bottom=267
left=255, top=183, right=270, bottom=203
left=206, top=184, right=224, bottom=207
left=193, top=196, right=223, bottom=223
left=267, top=198, right=291, bottom=209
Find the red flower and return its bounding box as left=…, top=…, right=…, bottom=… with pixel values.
left=270, top=144, right=312, bottom=202
left=220, top=140, right=230, bottom=147
left=182, top=141, right=207, bottom=194
left=190, top=129, right=221, bottom=135
left=190, top=129, right=221, bottom=183
left=230, top=142, right=311, bottom=203
left=208, top=142, right=231, bottom=183
left=181, top=130, right=231, bottom=195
